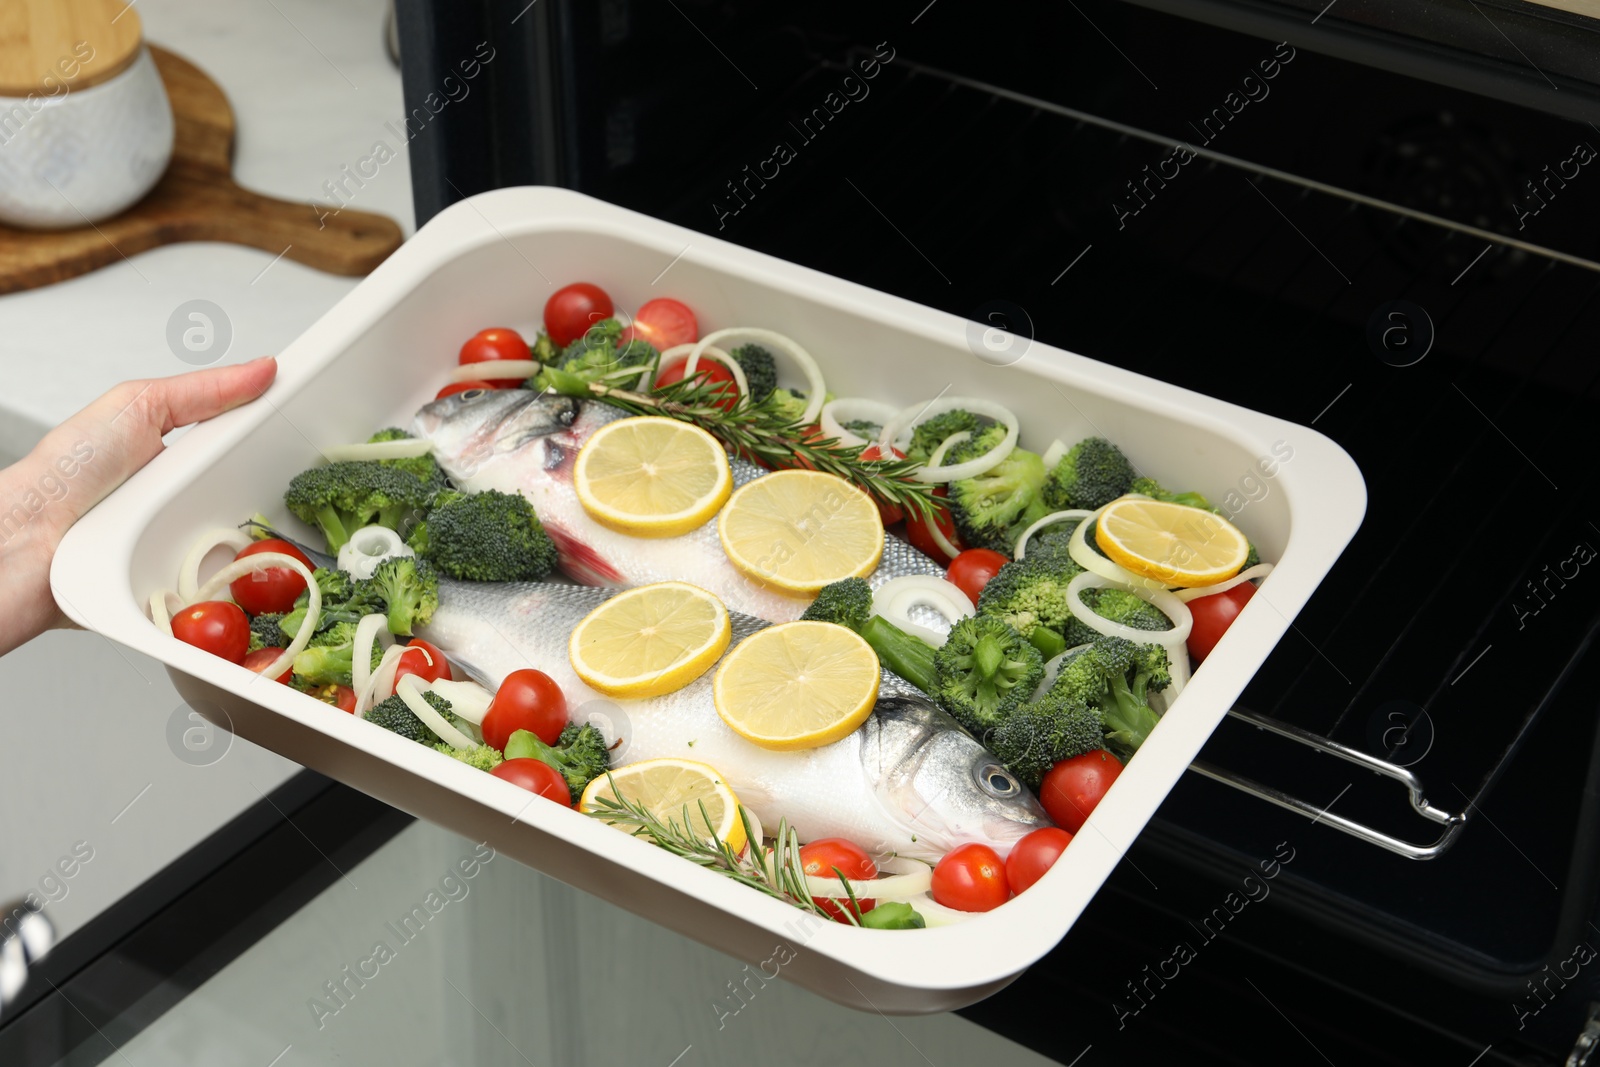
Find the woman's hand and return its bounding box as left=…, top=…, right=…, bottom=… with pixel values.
left=0, top=357, right=278, bottom=656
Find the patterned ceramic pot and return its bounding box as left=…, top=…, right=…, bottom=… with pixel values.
left=0, top=44, right=174, bottom=229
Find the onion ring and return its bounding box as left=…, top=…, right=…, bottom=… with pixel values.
left=355, top=645, right=408, bottom=718
left=1174, top=562, right=1275, bottom=601
left=1066, top=571, right=1193, bottom=693
left=1014, top=509, right=1095, bottom=560
left=925, top=431, right=971, bottom=471
left=447, top=360, right=541, bottom=385
left=427, top=678, right=494, bottom=727
left=177, top=528, right=254, bottom=602
left=877, top=397, right=1019, bottom=483
left=191, top=553, right=321, bottom=682
left=149, top=590, right=184, bottom=636
left=804, top=855, right=934, bottom=902
left=693, top=328, right=825, bottom=423
left=820, top=398, right=898, bottom=448
left=397, top=675, right=475, bottom=749
left=352, top=614, right=393, bottom=697
left=1066, top=507, right=1171, bottom=592
left=659, top=343, right=748, bottom=399
left=870, top=575, right=974, bottom=647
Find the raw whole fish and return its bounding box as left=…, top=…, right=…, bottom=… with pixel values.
left=412, top=390, right=945, bottom=623
left=420, top=579, right=1051, bottom=862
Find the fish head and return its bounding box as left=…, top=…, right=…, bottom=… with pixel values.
left=862, top=695, right=1052, bottom=860
left=413, top=389, right=585, bottom=482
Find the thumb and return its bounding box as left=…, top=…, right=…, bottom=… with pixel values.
left=35, top=357, right=279, bottom=535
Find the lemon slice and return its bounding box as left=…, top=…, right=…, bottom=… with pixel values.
left=574, top=416, right=732, bottom=537
left=718, top=469, right=884, bottom=596
left=569, top=582, right=731, bottom=698
left=1095, top=496, right=1250, bottom=587
left=713, top=621, right=879, bottom=751
left=581, top=758, right=747, bottom=853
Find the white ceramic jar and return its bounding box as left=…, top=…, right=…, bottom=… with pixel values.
left=0, top=43, right=174, bottom=229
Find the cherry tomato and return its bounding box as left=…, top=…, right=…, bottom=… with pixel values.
left=947, top=548, right=1009, bottom=606
left=393, top=639, right=452, bottom=689
left=655, top=355, right=738, bottom=411
left=1186, top=582, right=1256, bottom=663
left=436, top=380, right=498, bottom=400
left=858, top=444, right=905, bottom=526
left=931, top=843, right=1010, bottom=912
left=623, top=297, right=698, bottom=351
left=799, top=838, right=878, bottom=922
left=229, top=540, right=312, bottom=616
left=171, top=601, right=251, bottom=664
left=1005, top=827, right=1074, bottom=894
left=491, top=758, right=572, bottom=806
left=305, top=683, right=358, bottom=712
left=545, top=283, right=614, bottom=347
left=482, top=668, right=568, bottom=751
left=458, top=327, right=532, bottom=388
left=242, top=647, right=292, bottom=684
left=905, top=486, right=962, bottom=565
left=1040, top=750, right=1123, bottom=834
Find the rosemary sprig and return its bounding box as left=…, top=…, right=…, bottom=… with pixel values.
left=585, top=778, right=864, bottom=925
left=546, top=370, right=941, bottom=524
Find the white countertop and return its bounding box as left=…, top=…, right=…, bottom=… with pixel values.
left=0, top=0, right=415, bottom=460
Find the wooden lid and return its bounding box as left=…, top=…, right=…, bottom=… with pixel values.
left=0, top=0, right=143, bottom=96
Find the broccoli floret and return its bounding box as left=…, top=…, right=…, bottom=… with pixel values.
left=934, top=616, right=1044, bottom=732
left=757, top=387, right=811, bottom=425
left=416, top=489, right=558, bottom=582
left=1044, top=438, right=1134, bottom=511
left=504, top=723, right=611, bottom=803
left=1080, top=587, right=1171, bottom=631
left=729, top=344, right=778, bottom=403
left=355, top=556, right=439, bottom=636
left=248, top=613, right=289, bottom=652
left=841, top=419, right=882, bottom=439
left=556, top=318, right=657, bottom=381
left=801, top=577, right=873, bottom=629
left=975, top=559, right=1085, bottom=657
left=368, top=428, right=449, bottom=491
left=905, top=410, right=983, bottom=465
left=365, top=690, right=454, bottom=744
left=291, top=620, right=386, bottom=687
left=531, top=332, right=559, bottom=363
left=281, top=567, right=362, bottom=640
left=1023, top=522, right=1081, bottom=566
left=284, top=461, right=434, bottom=553
left=986, top=694, right=1106, bottom=788
left=1129, top=475, right=1212, bottom=511
left=433, top=742, right=503, bottom=771
left=1049, top=636, right=1171, bottom=759
left=801, top=578, right=939, bottom=694
left=946, top=431, right=1048, bottom=554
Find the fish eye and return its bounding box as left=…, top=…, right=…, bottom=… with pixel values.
left=978, top=763, right=1020, bottom=798
left=460, top=389, right=486, bottom=400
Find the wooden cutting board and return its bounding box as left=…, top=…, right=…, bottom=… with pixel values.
left=0, top=47, right=404, bottom=295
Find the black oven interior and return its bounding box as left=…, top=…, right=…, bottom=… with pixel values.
left=395, top=2, right=1600, bottom=1061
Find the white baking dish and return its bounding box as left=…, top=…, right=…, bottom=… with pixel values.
left=50, top=187, right=1365, bottom=1014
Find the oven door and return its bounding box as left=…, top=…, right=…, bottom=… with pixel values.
left=394, top=0, right=1600, bottom=1059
